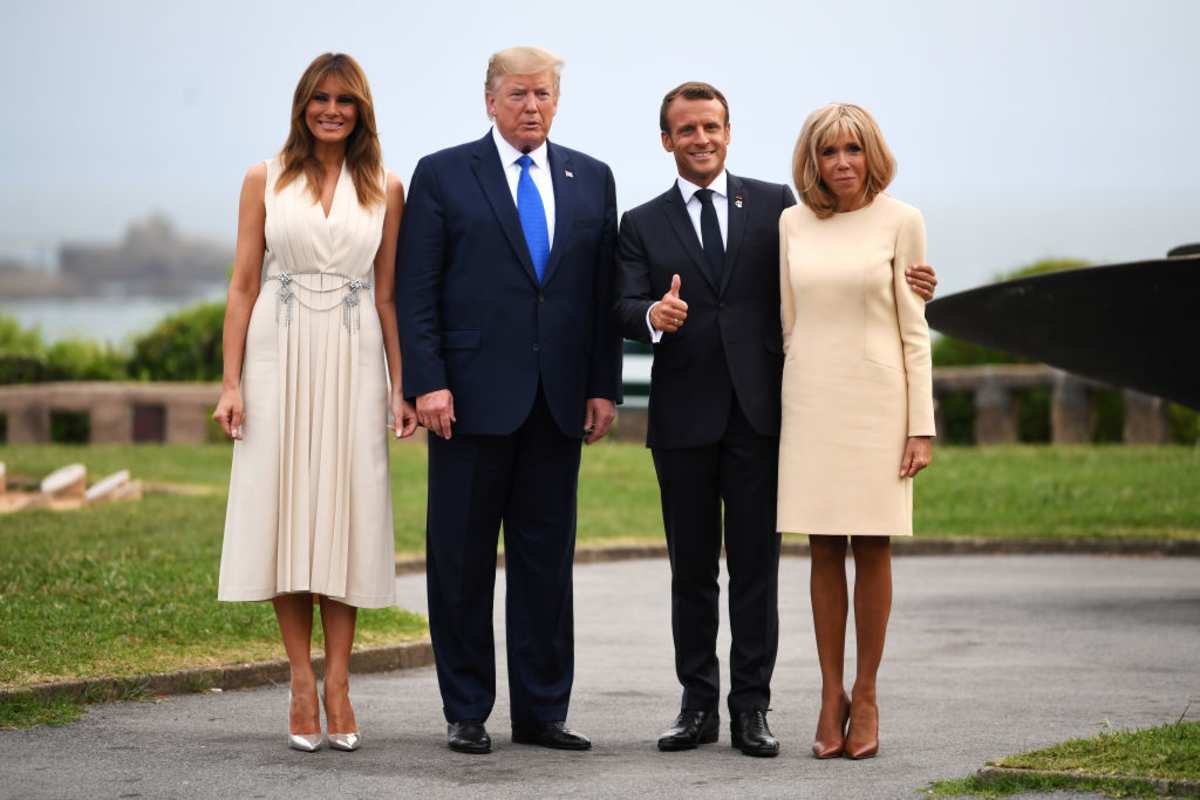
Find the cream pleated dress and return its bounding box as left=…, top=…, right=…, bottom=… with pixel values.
left=776, top=193, right=936, bottom=536
left=218, top=157, right=396, bottom=608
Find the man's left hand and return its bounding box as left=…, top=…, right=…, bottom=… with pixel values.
left=583, top=398, right=616, bottom=445
left=905, top=263, right=938, bottom=301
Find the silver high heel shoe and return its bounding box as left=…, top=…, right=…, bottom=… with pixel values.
left=287, top=691, right=324, bottom=752
left=323, top=685, right=361, bottom=752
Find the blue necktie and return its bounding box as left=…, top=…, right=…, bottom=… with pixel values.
left=516, top=154, right=550, bottom=282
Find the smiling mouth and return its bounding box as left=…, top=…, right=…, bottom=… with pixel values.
left=317, top=120, right=344, bottom=130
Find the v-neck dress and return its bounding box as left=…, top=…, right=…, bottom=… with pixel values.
left=218, top=157, right=396, bottom=608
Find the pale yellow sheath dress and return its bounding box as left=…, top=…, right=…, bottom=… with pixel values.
left=218, top=157, right=396, bottom=607
left=776, top=194, right=935, bottom=536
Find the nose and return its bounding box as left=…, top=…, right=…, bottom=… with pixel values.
left=835, top=151, right=849, bottom=168
left=522, top=94, right=539, bottom=113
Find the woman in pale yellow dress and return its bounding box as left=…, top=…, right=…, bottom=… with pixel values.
left=777, top=104, right=935, bottom=760
left=212, top=53, right=417, bottom=752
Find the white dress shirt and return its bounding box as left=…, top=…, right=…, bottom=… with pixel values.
left=492, top=126, right=556, bottom=246
left=647, top=171, right=730, bottom=342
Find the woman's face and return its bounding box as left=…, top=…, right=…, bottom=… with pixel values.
left=305, top=75, right=358, bottom=146
left=817, top=132, right=867, bottom=208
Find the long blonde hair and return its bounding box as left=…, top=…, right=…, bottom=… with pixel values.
left=277, top=53, right=384, bottom=208
left=792, top=103, right=896, bottom=218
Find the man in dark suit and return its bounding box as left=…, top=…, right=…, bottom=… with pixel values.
left=397, top=46, right=622, bottom=755
left=615, top=82, right=936, bottom=757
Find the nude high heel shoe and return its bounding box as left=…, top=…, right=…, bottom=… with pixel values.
left=811, top=692, right=851, bottom=759
left=287, top=691, right=325, bottom=752
left=843, top=700, right=879, bottom=760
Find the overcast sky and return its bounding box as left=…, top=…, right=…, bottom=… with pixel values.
left=3, top=0, right=1198, bottom=294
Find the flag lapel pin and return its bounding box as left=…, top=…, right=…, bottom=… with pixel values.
left=734, top=194, right=744, bottom=208
left=565, top=169, right=575, bottom=178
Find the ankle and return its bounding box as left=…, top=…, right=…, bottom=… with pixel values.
left=850, top=685, right=878, bottom=707
left=820, top=685, right=847, bottom=705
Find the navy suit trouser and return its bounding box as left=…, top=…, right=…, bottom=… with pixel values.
left=425, top=386, right=581, bottom=724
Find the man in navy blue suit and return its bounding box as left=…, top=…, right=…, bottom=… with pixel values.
left=396, top=46, right=622, bottom=755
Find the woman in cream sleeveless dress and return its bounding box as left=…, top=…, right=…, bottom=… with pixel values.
left=778, top=104, right=934, bottom=761
left=213, top=53, right=415, bottom=753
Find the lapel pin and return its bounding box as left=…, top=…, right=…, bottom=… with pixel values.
left=734, top=194, right=744, bottom=208
left=564, top=169, right=575, bottom=178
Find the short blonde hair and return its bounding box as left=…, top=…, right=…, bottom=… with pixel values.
left=485, top=46, right=564, bottom=94
left=792, top=103, right=895, bottom=219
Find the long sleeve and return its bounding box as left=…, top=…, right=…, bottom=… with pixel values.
left=587, top=164, right=623, bottom=402
left=614, top=210, right=657, bottom=344
left=892, top=208, right=936, bottom=436
left=779, top=209, right=796, bottom=354
left=395, top=157, right=447, bottom=400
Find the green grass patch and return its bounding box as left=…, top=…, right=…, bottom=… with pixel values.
left=0, top=695, right=86, bottom=730
left=998, top=720, right=1200, bottom=781
left=0, top=491, right=425, bottom=692
left=926, top=773, right=1160, bottom=798
left=926, top=720, right=1200, bottom=798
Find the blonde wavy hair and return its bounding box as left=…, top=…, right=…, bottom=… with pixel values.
left=277, top=53, right=384, bottom=208
left=792, top=103, right=895, bottom=218
left=485, top=46, right=564, bottom=96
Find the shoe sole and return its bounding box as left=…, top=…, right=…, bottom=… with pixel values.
left=731, top=740, right=780, bottom=758
left=657, top=730, right=720, bottom=751
left=448, top=742, right=492, bottom=754
left=511, top=734, right=591, bottom=750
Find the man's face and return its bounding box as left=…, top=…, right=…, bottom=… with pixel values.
left=486, top=70, right=559, bottom=153
left=661, top=96, right=730, bottom=187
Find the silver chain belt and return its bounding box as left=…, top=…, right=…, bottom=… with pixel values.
left=265, top=270, right=372, bottom=331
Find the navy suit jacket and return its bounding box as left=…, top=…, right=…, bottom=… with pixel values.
left=396, top=131, right=623, bottom=438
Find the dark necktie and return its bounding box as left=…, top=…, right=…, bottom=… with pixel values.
left=694, top=188, right=724, bottom=286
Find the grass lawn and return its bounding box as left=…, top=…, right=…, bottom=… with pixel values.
left=1, top=441, right=1197, bottom=728
left=927, top=720, right=1200, bottom=798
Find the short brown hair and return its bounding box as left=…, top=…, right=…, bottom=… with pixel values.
left=792, top=103, right=896, bottom=219
left=660, top=82, right=730, bottom=134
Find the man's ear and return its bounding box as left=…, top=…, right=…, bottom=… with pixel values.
left=661, top=131, right=674, bottom=153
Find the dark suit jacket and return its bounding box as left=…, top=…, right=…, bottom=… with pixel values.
left=615, top=173, right=796, bottom=449
left=396, top=131, right=623, bottom=438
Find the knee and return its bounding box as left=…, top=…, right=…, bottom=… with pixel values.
left=850, top=535, right=891, bottom=563
left=809, top=536, right=848, bottom=565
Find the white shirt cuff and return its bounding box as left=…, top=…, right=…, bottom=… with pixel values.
left=645, top=302, right=664, bottom=343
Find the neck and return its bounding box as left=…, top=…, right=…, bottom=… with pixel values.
left=835, top=190, right=869, bottom=213
left=312, top=141, right=347, bottom=170
left=682, top=170, right=721, bottom=188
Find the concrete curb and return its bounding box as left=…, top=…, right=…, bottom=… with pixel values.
left=394, top=536, right=1200, bottom=574
left=0, top=641, right=432, bottom=707
left=977, top=765, right=1200, bottom=797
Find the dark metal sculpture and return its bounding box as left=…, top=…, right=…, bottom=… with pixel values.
left=925, top=251, right=1200, bottom=409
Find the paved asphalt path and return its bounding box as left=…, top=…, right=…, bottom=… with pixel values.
left=3, top=554, right=1198, bottom=800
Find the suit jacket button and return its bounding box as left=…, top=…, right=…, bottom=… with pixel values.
left=533, top=344, right=540, bottom=352
left=719, top=302, right=726, bottom=310
left=537, top=293, right=545, bottom=303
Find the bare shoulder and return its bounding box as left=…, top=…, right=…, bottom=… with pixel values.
left=242, top=162, right=268, bottom=193
left=385, top=170, right=405, bottom=202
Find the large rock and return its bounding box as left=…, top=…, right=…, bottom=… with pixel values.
left=40, top=464, right=87, bottom=499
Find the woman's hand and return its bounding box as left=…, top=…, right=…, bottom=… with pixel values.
left=392, top=389, right=419, bottom=439
left=899, top=436, right=933, bottom=478
left=213, top=386, right=245, bottom=440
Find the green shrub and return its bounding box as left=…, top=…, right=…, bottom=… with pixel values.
left=45, top=338, right=127, bottom=381
left=127, top=301, right=225, bottom=381
left=1168, top=404, right=1199, bottom=445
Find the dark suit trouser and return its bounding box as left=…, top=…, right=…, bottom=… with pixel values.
left=425, top=387, right=581, bottom=724
left=651, top=398, right=781, bottom=714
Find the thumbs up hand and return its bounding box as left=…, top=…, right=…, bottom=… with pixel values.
left=650, top=273, right=689, bottom=333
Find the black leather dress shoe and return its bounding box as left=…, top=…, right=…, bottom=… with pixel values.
left=730, top=709, right=780, bottom=757
left=447, top=721, right=491, bottom=754
left=511, top=721, right=592, bottom=750
left=657, top=709, right=720, bottom=751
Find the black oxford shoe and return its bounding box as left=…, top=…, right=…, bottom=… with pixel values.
left=511, top=720, right=592, bottom=750
left=731, top=709, right=780, bottom=758
left=657, top=709, right=720, bottom=751
left=447, top=721, right=491, bottom=754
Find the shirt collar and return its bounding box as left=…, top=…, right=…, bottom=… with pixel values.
left=676, top=170, right=728, bottom=205
left=492, top=126, right=550, bottom=173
